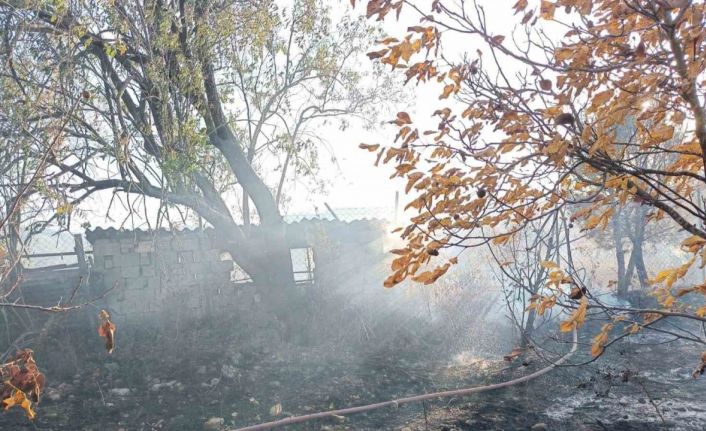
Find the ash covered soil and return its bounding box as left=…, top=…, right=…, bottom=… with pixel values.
left=1, top=319, right=705, bottom=431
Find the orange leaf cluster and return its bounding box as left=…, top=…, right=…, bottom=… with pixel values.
left=559, top=296, right=588, bottom=332
left=591, top=323, right=613, bottom=357
left=1, top=349, right=44, bottom=420
left=357, top=0, right=706, bottom=299
left=98, top=309, right=117, bottom=354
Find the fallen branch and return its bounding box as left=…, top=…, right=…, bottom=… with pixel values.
left=233, top=329, right=579, bottom=431
left=0, top=280, right=117, bottom=313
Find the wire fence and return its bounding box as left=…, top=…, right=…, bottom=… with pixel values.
left=294, top=206, right=706, bottom=301
left=7, top=204, right=699, bottom=296
left=575, top=234, right=705, bottom=293
left=284, top=206, right=396, bottom=223
left=290, top=247, right=315, bottom=283
left=18, top=230, right=91, bottom=269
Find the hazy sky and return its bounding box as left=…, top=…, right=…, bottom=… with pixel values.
left=80, top=0, right=521, bottom=229
left=303, top=0, right=516, bottom=214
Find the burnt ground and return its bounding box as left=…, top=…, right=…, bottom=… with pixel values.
left=0, top=314, right=705, bottom=431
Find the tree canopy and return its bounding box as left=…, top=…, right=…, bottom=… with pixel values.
left=357, top=0, right=706, bottom=357
left=0, top=0, right=393, bottom=290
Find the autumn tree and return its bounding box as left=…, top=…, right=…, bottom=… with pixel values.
left=357, top=0, right=706, bottom=360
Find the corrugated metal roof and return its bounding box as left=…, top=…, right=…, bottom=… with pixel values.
left=85, top=218, right=387, bottom=243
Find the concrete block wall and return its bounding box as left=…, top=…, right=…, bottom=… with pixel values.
left=85, top=220, right=387, bottom=324
left=86, top=228, right=248, bottom=323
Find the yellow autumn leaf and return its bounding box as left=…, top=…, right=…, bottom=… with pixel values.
left=2, top=390, right=35, bottom=420
left=653, top=256, right=696, bottom=288
left=559, top=320, right=575, bottom=332
left=584, top=215, right=602, bottom=230
left=405, top=172, right=424, bottom=193
left=538, top=295, right=557, bottom=315
left=559, top=296, right=588, bottom=332
left=440, top=84, right=455, bottom=99
left=2, top=390, right=22, bottom=410
left=512, top=0, right=528, bottom=14
left=20, top=398, right=35, bottom=420
left=575, top=296, right=589, bottom=326
left=269, top=403, right=282, bottom=416
left=359, top=143, right=380, bottom=152
left=681, top=235, right=706, bottom=253
left=473, top=147, right=496, bottom=159
left=650, top=125, right=675, bottom=143
left=627, top=323, right=642, bottom=334
left=56, top=203, right=72, bottom=216
left=540, top=0, right=555, bottom=19
left=590, top=90, right=613, bottom=110
left=653, top=268, right=674, bottom=284
left=412, top=271, right=434, bottom=283
left=583, top=207, right=614, bottom=231
left=492, top=234, right=511, bottom=245
left=591, top=323, right=613, bottom=357
left=675, top=284, right=706, bottom=297
left=540, top=260, right=559, bottom=270
left=554, top=47, right=573, bottom=62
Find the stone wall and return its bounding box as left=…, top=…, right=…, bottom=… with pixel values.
left=84, top=220, right=386, bottom=324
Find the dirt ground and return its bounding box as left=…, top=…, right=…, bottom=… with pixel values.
left=1, top=313, right=705, bottom=431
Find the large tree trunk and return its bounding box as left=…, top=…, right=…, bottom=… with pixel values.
left=210, top=221, right=298, bottom=338
left=613, top=211, right=629, bottom=299
left=617, top=206, right=648, bottom=299
left=634, top=245, right=649, bottom=289
left=206, top=208, right=295, bottom=292
left=630, top=207, right=649, bottom=290
left=620, top=247, right=637, bottom=298
left=200, top=60, right=296, bottom=294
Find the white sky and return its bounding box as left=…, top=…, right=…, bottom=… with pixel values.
left=287, top=0, right=505, bottom=214
left=305, top=0, right=521, bottom=213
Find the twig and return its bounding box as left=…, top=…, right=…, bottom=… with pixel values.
left=0, top=97, right=80, bottom=231
left=0, top=331, right=36, bottom=363
left=422, top=399, right=429, bottom=430
left=0, top=282, right=117, bottom=313
left=636, top=378, right=666, bottom=427
left=232, top=329, right=579, bottom=431
left=323, top=202, right=340, bottom=221
left=67, top=275, right=85, bottom=304
left=97, top=381, right=106, bottom=406
left=0, top=273, right=24, bottom=300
